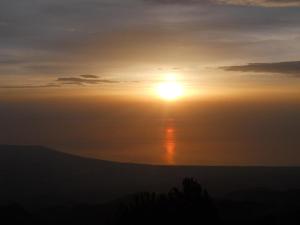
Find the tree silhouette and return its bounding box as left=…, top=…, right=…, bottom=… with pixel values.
left=114, top=178, right=220, bottom=225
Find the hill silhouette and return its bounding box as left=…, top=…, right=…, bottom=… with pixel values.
left=2, top=145, right=300, bottom=208
left=2, top=145, right=300, bottom=224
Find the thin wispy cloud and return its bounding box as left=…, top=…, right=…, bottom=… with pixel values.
left=145, top=0, right=300, bottom=7
left=57, top=76, right=119, bottom=85
left=0, top=84, right=60, bottom=89
left=0, top=75, right=119, bottom=88
left=218, top=0, right=300, bottom=7
left=80, top=74, right=99, bottom=79
left=221, top=61, right=300, bottom=76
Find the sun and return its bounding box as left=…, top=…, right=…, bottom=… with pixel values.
left=157, top=82, right=183, bottom=100
left=156, top=74, right=183, bottom=101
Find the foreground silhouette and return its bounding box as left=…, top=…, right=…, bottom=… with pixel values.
left=2, top=178, right=300, bottom=224
left=113, top=178, right=220, bottom=225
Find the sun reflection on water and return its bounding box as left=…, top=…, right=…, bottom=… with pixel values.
left=164, top=120, right=176, bottom=164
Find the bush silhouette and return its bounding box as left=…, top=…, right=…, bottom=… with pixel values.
left=114, top=178, right=220, bottom=225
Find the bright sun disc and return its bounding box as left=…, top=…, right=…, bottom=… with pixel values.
left=157, top=82, right=183, bottom=101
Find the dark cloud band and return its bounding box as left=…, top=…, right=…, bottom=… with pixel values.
left=80, top=74, right=99, bottom=79
left=57, top=77, right=119, bottom=85
left=0, top=84, right=60, bottom=89
left=221, top=61, right=300, bottom=76
left=146, top=0, right=300, bottom=7
left=218, top=0, right=300, bottom=7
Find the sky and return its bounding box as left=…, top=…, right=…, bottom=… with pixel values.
left=1, top=0, right=300, bottom=165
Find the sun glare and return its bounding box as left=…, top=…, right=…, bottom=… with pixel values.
left=157, top=74, right=183, bottom=101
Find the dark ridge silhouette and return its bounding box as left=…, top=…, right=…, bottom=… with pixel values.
left=2, top=180, right=300, bottom=224
left=1, top=145, right=300, bottom=224
left=0, top=204, right=36, bottom=225
left=2, top=145, right=300, bottom=208
left=0, top=178, right=220, bottom=225
left=218, top=189, right=300, bottom=225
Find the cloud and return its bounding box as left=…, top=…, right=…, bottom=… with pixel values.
left=0, top=75, right=119, bottom=89
left=80, top=74, right=99, bottom=78
left=221, top=61, right=300, bottom=76
left=145, top=0, right=300, bottom=7
left=218, top=0, right=300, bottom=7
left=0, top=84, right=60, bottom=89
left=144, top=0, right=207, bottom=4
left=57, top=77, right=118, bottom=85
